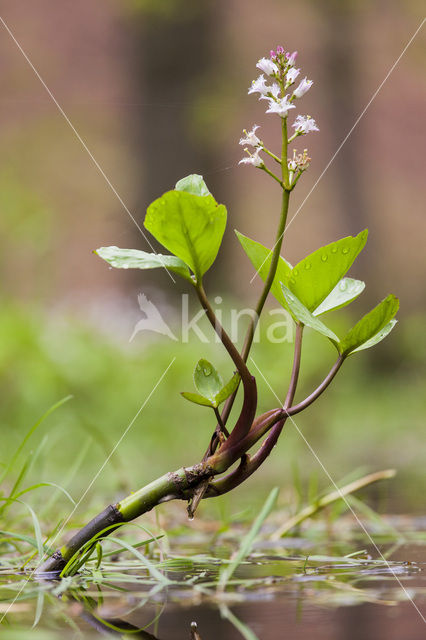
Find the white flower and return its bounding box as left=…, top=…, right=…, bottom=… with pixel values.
left=293, top=77, right=313, bottom=98
left=286, top=51, right=298, bottom=66
left=248, top=74, right=270, bottom=97
left=270, top=83, right=281, bottom=99
left=265, top=95, right=296, bottom=117
left=239, top=148, right=263, bottom=167
left=259, top=82, right=281, bottom=101
left=239, top=125, right=261, bottom=147
left=256, top=57, right=279, bottom=76
left=292, top=115, right=319, bottom=134
left=286, top=67, right=300, bottom=86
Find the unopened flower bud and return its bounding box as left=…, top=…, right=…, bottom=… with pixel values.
left=286, top=51, right=298, bottom=66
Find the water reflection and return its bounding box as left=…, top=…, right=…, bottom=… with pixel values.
left=0, top=540, right=424, bottom=639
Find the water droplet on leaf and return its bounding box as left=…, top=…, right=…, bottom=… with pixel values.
left=342, top=247, right=350, bottom=255
left=304, top=262, right=311, bottom=270
left=321, top=255, right=328, bottom=262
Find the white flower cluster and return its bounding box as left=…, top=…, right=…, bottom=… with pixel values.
left=239, top=46, right=319, bottom=172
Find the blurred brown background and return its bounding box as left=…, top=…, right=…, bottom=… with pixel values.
left=1, top=0, right=424, bottom=311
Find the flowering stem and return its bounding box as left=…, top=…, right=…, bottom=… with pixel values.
left=210, top=119, right=292, bottom=449
left=281, top=117, right=289, bottom=187
left=287, top=132, right=299, bottom=144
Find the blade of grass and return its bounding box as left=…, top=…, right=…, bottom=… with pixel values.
left=106, top=536, right=171, bottom=584
left=0, top=498, right=44, bottom=560
left=218, top=487, right=279, bottom=591
left=0, top=396, right=72, bottom=485
left=11, top=482, right=75, bottom=506
left=0, top=434, right=49, bottom=516
left=32, top=589, right=45, bottom=628
left=40, top=438, right=91, bottom=517
left=346, top=494, right=403, bottom=539
left=0, top=530, right=53, bottom=554
left=272, top=469, right=396, bottom=539
left=220, top=605, right=260, bottom=640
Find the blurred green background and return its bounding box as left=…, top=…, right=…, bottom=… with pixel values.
left=0, top=0, right=425, bottom=523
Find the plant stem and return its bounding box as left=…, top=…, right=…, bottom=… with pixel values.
left=195, top=284, right=257, bottom=458
left=36, top=464, right=214, bottom=574
left=216, top=186, right=291, bottom=442
left=261, top=165, right=283, bottom=187
left=209, top=324, right=304, bottom=495
left=213, top=407, right=229, bottom=438
left=262, top=147, right=281, bottom=164
left=281, top=117, right=289, bottom=186
left=287, top=354, right=345, bottom=416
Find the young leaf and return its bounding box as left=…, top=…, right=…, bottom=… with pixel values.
left=215, top=372, right=240, bottom=406
left=180, top=392, right=214, bottom=408
left=145, top=190, right=227, bottom=281
left=193, top=359, right=223, bottom=404
left=313, top=278, right=365, bottom=316
left=235, top=231, right=292, bottom=308
left=95, top=246, right=192, bottom=281
left=281, top=284, right=340, bottom=344
left=289, top=230, right=368, bottom=311
left=175, top=174, right=211, bottom=197
left=350, top=320, right=397, bottom=353
left=340, top=295, right=399, bottom=355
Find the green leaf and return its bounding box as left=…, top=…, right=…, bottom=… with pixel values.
left=182, top=364, right=239, bottom=410
left=281, top=284, right=340, bottom=344
left=289, top=230, right=368, bottom=311
left=351, top=320, right=397, bottom=353
left=340, top=295, right=399, bottom=355
left=235, top=231, right=292, bottom=308
left=175, top=174, right=211, bottom=197
left=180, top=392, right=214, bottom=408
left=193, top=359, right=223, bottom=404
left=313, top=278, right=365, bottom=316
left=145, top=191, right=226, bottom=281
left=95, top=246, right=192, bottom=281
left=215, top=372, right=240, bottom=406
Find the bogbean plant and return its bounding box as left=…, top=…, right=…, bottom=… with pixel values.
left=38, top=47, right=399, bottom=574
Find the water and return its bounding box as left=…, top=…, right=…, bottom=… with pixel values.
left=0, top=522, right=425, bottom=639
